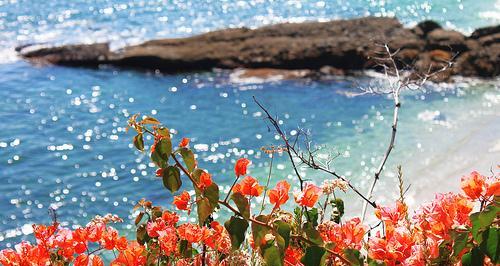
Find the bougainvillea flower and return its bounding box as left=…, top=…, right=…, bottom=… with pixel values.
left=155, top=168, right=163, bottom=177
left=294, top=183, right=322, bottom=208
left=90, top=255, right=104, bottom=266
left=234, top=158, right=251, bottom=177
left=374, top=201, right=408, bottom=224
left=199, top=171, right=213, bottom=190
left=268, top=180, right=290, bottom=208
left=179, top=137, right=190, bottom=147
left=460, top=171, right=486, bottom=200
left=74, top=254, right=89, bottom=266
left=32, top=223, right=58, bottom=245
left=110, top=241, right=146, bottom=266
left=75, top=254, right=103, bottom=266
left=157, top=226, right=178, bottom=256
left=72, top=227, right=88, bottom=254
left=161, top=210, right=179, bottom=226
left=203, top=221, right=231, bottom=254
left=284, top=246, right=304, bottom=266
left=486, top=179, right=500, bottom=197
left=146, top=218, right=167, bottom=238
left=173, top=191, right=191, bottom=211
left=233, top=176, right=263, bottom=197
left=0, top=249, right=20, bottom=266
left=368, top=227, right=414, bottom=265
left=412, top=192, right=472, bottom=244
left=177, top=223, right=203, bottom=243
left=86, top=221, right=106, bottom=242
left=317, top=218, right=366, bottom=253
left=342, top=217, right=367, bottom=249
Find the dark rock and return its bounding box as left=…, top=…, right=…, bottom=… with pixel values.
left=21, top=43, right=111, bottom=66
left=413, top=20, right=442, bottom=37
left=17, top=17, right=499, bottom=78
left=426, top=29, right=467, bottom=52
left=470, top=25, right=500, bottom=39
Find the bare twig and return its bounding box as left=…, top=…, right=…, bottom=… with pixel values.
left=253, top=97, right=377, bottom=209
left=360, top=44, right=453, bottom=222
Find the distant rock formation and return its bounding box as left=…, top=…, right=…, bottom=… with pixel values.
left=17, top=17, right=499, bottom=80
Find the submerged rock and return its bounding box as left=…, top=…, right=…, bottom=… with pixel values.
left=17, top=17, right=499, bottom=79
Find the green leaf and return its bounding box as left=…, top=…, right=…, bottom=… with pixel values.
left=303, top=222, right=323, bottom=246
left=263, top=245, right=284, bottom=266
left=157, top=138, right=172, bottom=160
left=274, top=221, right=291, bottom=249
left=179, top=240, right=193, bottom=258
left=367, top=257, right=386, bottom=266
left=306, top=208, right=319, bottom=227
left=136, top=224, right=149, bottom=245
left=231, top=192, right=250, bottom=219
left=203, top=183, right=220, bottom=207
left=480, top=227, right=499, bottom=263
left=224, top=216, right=248, bottom=250
left=331, top=198, right=344, bottom=223
left=197, top=197, right=214, bottom=225
left=133, top=133, right=144, bottom=151
left=151, top=149, right=167, bottom=168
left=141, top=117, right=160, bottom=125
left=344, top=248, right=365, bottom=266
left=461, top=247, right=485, bottom=266
left=134, top=212, right=144, bottom=225
left=252, top=215, right=271, bottom=252
left=180, top=148, right=196, bottom=172
left=301, top=246, right=327, bottom=266
left=162, top=166, right=182, bottom=193
left=156, top=127, right=170, bottom=138
left=451, top=230, right=470, bottom=258
left=471, top=205, right=499, bottom=243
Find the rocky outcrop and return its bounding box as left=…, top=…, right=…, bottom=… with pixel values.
left=17, top=17, right=499, bottom=79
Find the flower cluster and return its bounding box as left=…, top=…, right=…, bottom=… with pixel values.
left=0, top=215, right=140, bottom=266
left=2, top=115, right=498, bottom=266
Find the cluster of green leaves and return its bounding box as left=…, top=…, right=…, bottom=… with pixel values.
left=461, top=201, right=499, bottom=265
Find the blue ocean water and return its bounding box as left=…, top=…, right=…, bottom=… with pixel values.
left=0, top=0, right=499, bottom=249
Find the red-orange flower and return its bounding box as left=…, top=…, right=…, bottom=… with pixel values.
left=233, top=176, right=263, bottom=197
left=74, top=254, right=89, bottom=266
left=203, top=221, right=231, bottom=254
left=173, top=191, right=191, bottom=211
left=375, top=201, right=408, bottom=225
left=317, top=218, right=366, bottom=253
left=284, top=246, right=304, bottom=266
left=486, top=179, right=500, bottom=197
left=75, top=254, right=102, bottom=266
left=234, top=158, right=251, bottom=177
left=86, top=221, right=106, bottom=242
left=111, top=241, right=146, bottom=266
left=294, top=183, right=322, bottom=208
left=161, top=211, right=179, bottom=226
left=199, top=171, right=213, bottom=190
left=268, top=180, right=290, bottom=208
left=155, top=168, right=163, bottom=177
left=177, top=223, right=203, bottom=243
left=146, top=218, right=167, bottom=238
left=179, top=137, right=190, bottom=147
left=461, top=171, right=486, bottom=200
left=157, top=227, right=178, bottom=256
left=368, top=227, right=414, bottom=266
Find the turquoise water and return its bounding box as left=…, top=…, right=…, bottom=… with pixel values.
left=0, top=0, right=499, bottom=249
